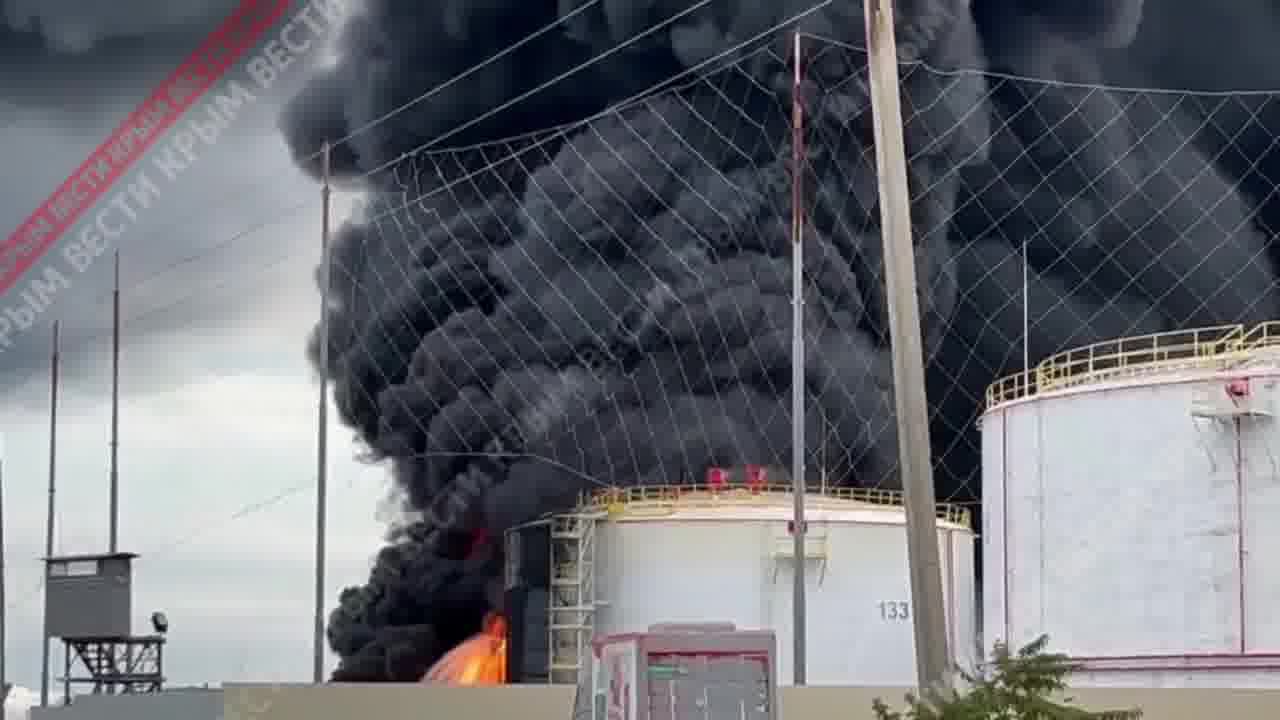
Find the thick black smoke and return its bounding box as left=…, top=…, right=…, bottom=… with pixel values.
left=280, top=0, right=1280, bottom=681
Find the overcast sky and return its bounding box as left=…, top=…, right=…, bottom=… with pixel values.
left=0, top=0, right=390, bottom=700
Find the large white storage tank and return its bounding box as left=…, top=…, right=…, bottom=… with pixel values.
left=513, top=475, right=977, bottom=687
left=982, top=322, right=1280, bottom=688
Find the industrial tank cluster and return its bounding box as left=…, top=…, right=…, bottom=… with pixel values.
left=497, top=321, right=1280, bottom=695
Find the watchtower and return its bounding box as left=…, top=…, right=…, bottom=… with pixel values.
left=43, top=552, right=165, bottom=702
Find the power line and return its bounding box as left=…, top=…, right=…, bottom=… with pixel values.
left=120, top=0, right=616, bottom=218
left=18, top=211, right=310, bottom=354
left=356, top=2, right=835, bottom=225
left=318, top=0, right=609, bottom=156
left=36, top=0, right=1206, bottom=324
left=70, top=198, right=315, bottom=309
left=118, top=252, right=297, bottom=330
left=1, top=5, right=611, bottom=317
left=87, top=0, right=706, bottom=222
left=12, top=4, right=1265, bottom=323
left=416, top=0, right=716, bottom=153
left=150, top=480, right=314, bottom=557
left=41, top=2, right=818, bottom=346
left=117, top=199, right=315, bottom=295
left=33, top=2, right=676, bottom=318
left=5, top=478, right=316, bottom=614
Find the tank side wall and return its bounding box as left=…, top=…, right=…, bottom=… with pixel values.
left=981, top=409, right=1007, bottom=658
left=1006, top=383, right=1243, bottom=658
left=1003, top=400, right=1043, bottom=651
left=771, top=523, right=912, bottom=685
left=598, top=516, right=976, bottom=686
left=1242, top=379, right=1280, bottom=652
left=950, top=529, right=979, bottom=670
left=597, top=521, right=768, bottom=637
left=769, top=524, right=975, bottom=685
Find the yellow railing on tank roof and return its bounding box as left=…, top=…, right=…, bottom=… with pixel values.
left=578, top=483, right=970, bottom=526
left=985, top=321, right=1280, bottom=410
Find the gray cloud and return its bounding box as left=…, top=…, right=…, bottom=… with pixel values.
left=0, top=0, right=341, bottom=392
left=2, top=0, right=241, bottom=54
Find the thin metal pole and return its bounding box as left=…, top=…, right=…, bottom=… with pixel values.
left=312, top=140, right=333, bottom=684
left=1022, top=238, right=1030, bottom=391
left=40, top=321, right=59, bottom=707
left=789, top=30, right=808, bottom=686
left=863, top=0, right=951, bottom=691
left=1018, top=235, right=1029, bottom=361
left=109, top=250, right=121, bottom=553
left=1018, top=237, right=1029, bottom=397
left=0, top=450, right=7, bottom=703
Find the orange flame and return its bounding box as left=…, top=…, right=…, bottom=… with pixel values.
left=421, top=613, right=508, bottom=685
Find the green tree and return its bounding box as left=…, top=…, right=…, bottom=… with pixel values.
left=872, top=636, right=1141, bottom=719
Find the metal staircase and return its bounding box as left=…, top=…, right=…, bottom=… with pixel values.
left=547, top=511, right=599, bottom=685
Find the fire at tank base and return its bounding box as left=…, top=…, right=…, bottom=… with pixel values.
left=420, top=613, right=508, bottom=685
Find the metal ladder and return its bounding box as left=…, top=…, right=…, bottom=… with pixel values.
left=547, top=512, right=598, bottom=686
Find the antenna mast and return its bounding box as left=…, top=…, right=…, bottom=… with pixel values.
left=110, top=250, right=121, bottom=552
left=312, top=140, right=333, bottom=683
left=40, top=322, right=60, bottom=706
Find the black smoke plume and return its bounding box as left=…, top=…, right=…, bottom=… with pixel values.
left=279, top=0, right=1280, bottom=681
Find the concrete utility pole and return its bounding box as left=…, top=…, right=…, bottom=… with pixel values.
left=312, top=140, right=333, bottom=683
left=862, top=0, right=952, bottom=691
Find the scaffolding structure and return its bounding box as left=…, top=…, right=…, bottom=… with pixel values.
left=547, top=511, right=601, bottom=685
left=61, top=635, right=165, bottom=700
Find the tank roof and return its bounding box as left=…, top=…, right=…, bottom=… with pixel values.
left=985, top=321, right=1280, bottom=412
left=566, top=484, right=971, bottom=529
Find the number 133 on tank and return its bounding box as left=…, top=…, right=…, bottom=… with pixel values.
left=878, top=600, right=910, bottom=620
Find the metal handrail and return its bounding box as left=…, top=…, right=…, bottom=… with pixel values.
left=578, top=483, right=971, bottom=526
left=986, top=321, right=1280, bottom=410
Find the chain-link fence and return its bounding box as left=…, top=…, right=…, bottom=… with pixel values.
left=318, top=29, right=1280, bottom=680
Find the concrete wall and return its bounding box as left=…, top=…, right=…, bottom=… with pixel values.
left=223, top=684, right=577, bottom=720
left=222, top=683, right=1280, bottom=720
left=30, top=688, right=220, bottom=720
left=26, top=682, right=1278, bottom=720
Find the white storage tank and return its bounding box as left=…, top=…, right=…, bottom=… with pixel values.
left=982, top=322, right=1280, bottom=688
left=510, top=471, right=977, bottom=687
